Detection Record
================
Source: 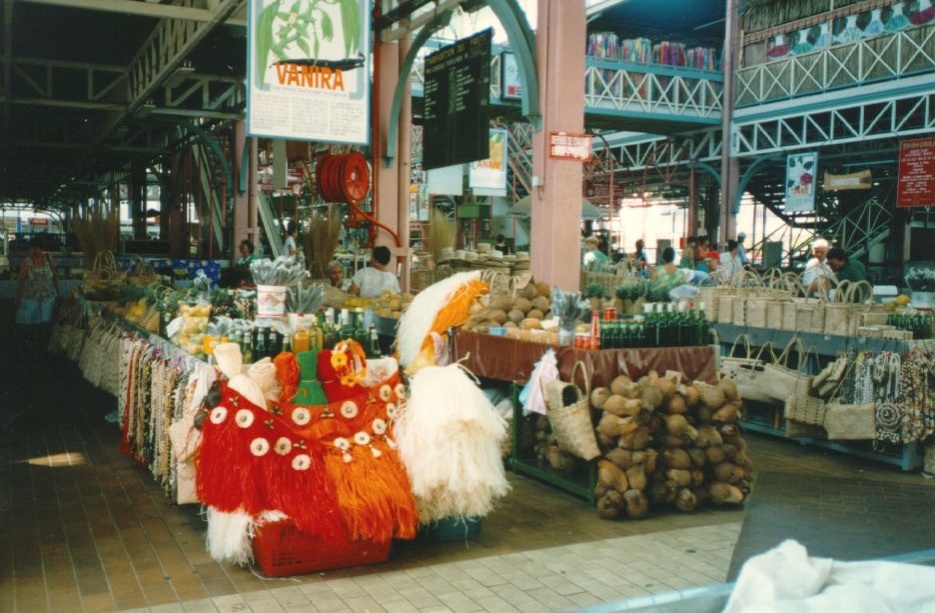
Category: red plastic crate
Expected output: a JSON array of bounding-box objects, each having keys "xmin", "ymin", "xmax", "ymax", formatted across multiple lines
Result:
[{"xmin": 253, "ymin": 522, "xmax": 391, "ymax": 577}]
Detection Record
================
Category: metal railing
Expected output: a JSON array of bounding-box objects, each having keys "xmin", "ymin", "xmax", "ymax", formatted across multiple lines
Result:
[
  {"xmin": 583, "ymin": 59, "xmax": 723, "ymax": 119},
  {"xmin": 737, "ymin": 25, "xmax": 935, "ymax": 107},
  {"xmin": 823, "ymin": 194, "xmax": 893, "ymax": 260}
]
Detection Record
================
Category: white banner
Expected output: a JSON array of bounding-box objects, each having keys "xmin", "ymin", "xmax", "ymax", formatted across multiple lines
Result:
[
  {"xmin": 247, "ymin": 0, "xmax": 370, "ymax": 144},
  {"xmin": 785, "ymin": 152, "xmax": 817, "ymax": 212},
  {"xmin": 469, "ymin": 129, "xmax": 509, "ymax": 196}
]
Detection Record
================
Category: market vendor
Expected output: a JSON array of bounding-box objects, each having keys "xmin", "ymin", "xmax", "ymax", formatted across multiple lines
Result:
[
  {"xmin": 349, "ymin": 246, "xmax": 400, "ymax": 298},
  {"xmin": 327, "ymin": 260, "xmax": 352, "ymax": 291},
  {"xmin": 802, "ymin": 238, "xmax": 834, "ymax": 293},
  {"xmin": 827, "ymin": 247, "xmax": 867, "ymax": 284},
  {"xmin": 583, "ymin": 235, "xmax": 608, "ymax": 271}
]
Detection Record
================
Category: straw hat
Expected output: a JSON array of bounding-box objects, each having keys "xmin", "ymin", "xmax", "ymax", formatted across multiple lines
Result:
[
  {"xmin": 477, "ymin": 243, "xmax": 491, "ymax": 254},
  {"xmin": 515, "ymin": 251, "xmax": 530, "ymax": 261}
]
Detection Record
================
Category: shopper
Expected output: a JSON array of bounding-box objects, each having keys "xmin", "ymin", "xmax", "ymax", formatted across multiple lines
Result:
[
  {"xmin": 719, "ymin": 239, "xmax": 744, "ymax": 283},
  {"xmin": 803, "ymin": 238, "xmax": 834, "ymax": 293},
  {"xmin": 327, "ymin": 260, "xmax": 352, "ymax": 291},
  {"xmin": 494, "ymin": 234, "xmax": 511, "ymax": 255},
  {"xmin": 283, "ymin": 222, "xmax": 300, "ymax": 257},
  {"xmin": 349, "ymin": 246, "xmax": 400, "ymax": 298},
  {"xmin": 679, "ymin": 236, "xmax": 697, "ymax": 269},
  {"xmin": 651, "ymin": 246, "xmax": 685, "ymax": 288},
  {"xmin": 583, "ymin": 235, "xmax": 608, "ymax": 271},
  {"xmin": 737, "ymin": 232, "xmax": 749, "ymax": 265},
  {"xmin": 630, "ymin": 239, "xmax": 649, "ymax": 277},
  {"xmin": 827, "ymin": 247, "xmax": 867, "ymax": 284},
  {"xmin": 235, "ymin": 239, "xmax": 257, "ymax": 268},
  {"xmin": 15, "ymin": 235, "xmax": 58, "ymax": 355}
]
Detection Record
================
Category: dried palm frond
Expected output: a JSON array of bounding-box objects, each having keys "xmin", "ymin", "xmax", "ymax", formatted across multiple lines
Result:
[
  {"xmin": 428, "ymin": 209, "xmax": 456, "ymax": 265},
  {"xmin": 71, "ymin": 204, "xmax": 120, "ymax": 268},
  {"xmin": 303, "ymin": 204, "xmax": 343, "ymax": 278}
]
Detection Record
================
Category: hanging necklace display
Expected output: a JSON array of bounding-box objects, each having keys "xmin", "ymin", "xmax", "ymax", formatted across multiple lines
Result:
[
  {"xmin": 886, "ymin": 2, "xmax": 910, "ymax": 31},
  {"xmin": 872, "ymin": 352, "xmax": 902, "ymax": 445}
]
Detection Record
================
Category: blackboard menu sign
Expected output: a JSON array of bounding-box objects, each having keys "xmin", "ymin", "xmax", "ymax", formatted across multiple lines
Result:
[{"xmin": 422, "ymin": 29, "xmax": 491, "ymax": 171}]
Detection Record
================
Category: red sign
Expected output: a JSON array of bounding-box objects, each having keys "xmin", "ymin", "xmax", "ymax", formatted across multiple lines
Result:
[
  {"xmin": 897, "ymin": 137, "xmax": 935, "ymax": 208},
  {"xmin": 549, "ymin": 132, "xmax": 592, "ymax": 162},
  {"xmin": 30, "ymin": 218, "xmax": 48, "ymax": 226}
]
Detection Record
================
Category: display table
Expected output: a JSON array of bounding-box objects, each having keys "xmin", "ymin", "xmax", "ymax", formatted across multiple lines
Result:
[
  {"xmin": 713, "ymin": 323, "xmax": 927, "ymax": 471},
  {"xmin": 450, "ymin": 329, "xmax": 720, "ymax": 502}
]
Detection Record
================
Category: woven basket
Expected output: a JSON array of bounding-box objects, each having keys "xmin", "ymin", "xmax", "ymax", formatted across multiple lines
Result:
[
  {"xmin": 784, "ymin": 393, "xmax": 826, "ymax": 425},
  {"xmin": 542, "ymin": 362, "xmax": 600, "ymax": 461},
  {"xmin": 761, "ymin": 337, "xmax": 814, "ymax": 403},
  {"xmin": 823, "ymin": 401, "xmax": 875, "ymax": 440}
]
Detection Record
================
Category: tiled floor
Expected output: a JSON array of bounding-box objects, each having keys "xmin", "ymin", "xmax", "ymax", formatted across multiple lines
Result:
[{"xmin": 1, "ymin": 314, "xmax": 933, "ymax": 612}]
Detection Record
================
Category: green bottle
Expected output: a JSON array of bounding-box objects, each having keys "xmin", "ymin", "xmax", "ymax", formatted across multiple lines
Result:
[
  {"xmin": 696, "ymin": 303, "xmax": 711, "ymax": 346},
  {"xmin": 368, "ymin": 324, "xmax": 382, "ymax": 358},
  {"xmin": 322, "ymin": 308, "xmax": 338, "ymax": 349},
  {"xmin": 643, "ymin": 303, "xmax": 658, "ymax": 348}
]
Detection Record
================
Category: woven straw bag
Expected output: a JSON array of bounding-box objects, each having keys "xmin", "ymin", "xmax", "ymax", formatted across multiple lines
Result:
[
  {"xmin": 722, "ymin": 337, "xmax": 777, "ymax": 404},
  {"xmin": 823, "ymin": 280, "xmax": 854, "ymax": 336},
  {"xmin": 542, "ymin": 361, "xmax": 601, "ymax": 461},
  {"xmin": 761, "ymin": 337, "xmax": 814, "ymax": 403},
  {"xmin": 823, "ymin": 401, "xmax": 876, "ymax": 440},
  {"xmin": 784, "ymin": 393, "xmax": 826, "ymax": 425}
]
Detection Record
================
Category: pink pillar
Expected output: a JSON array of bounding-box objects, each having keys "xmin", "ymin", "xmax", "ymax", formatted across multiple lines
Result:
[
  {"xmin": 374, "ymin": 38, "xmax": 408, "ymax": 287},
  {"xmin": 530, "ymin": 0, "xmax": 586, "ymax": 290}
]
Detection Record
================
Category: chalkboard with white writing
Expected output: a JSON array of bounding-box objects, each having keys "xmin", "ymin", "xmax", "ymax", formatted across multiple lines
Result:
[{"xmin": 422, "ymin": 29, "xmax": 491, "ymax": 171}]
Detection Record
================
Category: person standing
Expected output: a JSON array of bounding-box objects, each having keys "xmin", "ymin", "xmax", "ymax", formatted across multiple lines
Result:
[
  {"xmin": 494, "ymin": 234, "xmax": 511, "ymax": 255},
  {"xmin": 283, "ymin": 222, "xmax": 300, "ymax": 257},
  {"xmin": 582, "ymin": 235, "xmax": 608, "ymax": 271},
  {"xmin": 349, "ymin": 246, "xmax": 401, "ymax": 298},
  {"xmin": 737, "ymin": 232, "xmax": 749, "ymax": 265},
  {"xmin": 15, "ymin": 236, "xmax": 57, "ymax": 354},
  {"xmin": 630, "ymin": 239, "xmax": 649, "ymax": 277},
  {"xmin": 719, "ymin": 239, "xmax": 744, "ymax": 283}
]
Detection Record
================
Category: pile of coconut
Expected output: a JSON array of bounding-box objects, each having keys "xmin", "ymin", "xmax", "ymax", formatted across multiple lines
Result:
[
  {"xmin": 532, "ymin": 372, "xmax": 753, "ymax": 519},
  {"xmin": 462, "ymin": 281, "xmax": 553, "ymax": 334}
]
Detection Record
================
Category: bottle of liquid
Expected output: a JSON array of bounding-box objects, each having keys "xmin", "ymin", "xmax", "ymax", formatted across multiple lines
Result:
[
  {"xmin": 311, "ymin": 312, "xmax": 324, "ymax": 351},
  {"xmin": 241, "ymin": 331, "xmax": 254, "ymax": 365},
  {"xmin": 633, "ymin": 315, "xmax": 646, "ymax": 348},
  {"xmin": 322, "ymin": 309, "xmax": 338, "ymax": 350},
  {"xmin": 678, "ymin": 303, "xmax": 694, "ymax": 347},
  {"xmin": 254, "ymin": 326, "xmax": 268, "ymax": 360},
  {"xmin": 292, "ymin": 320, "xmax": 311, "ymax": 353},
  {"xmin": 643, "ymin": 303, "xmax": 657, "ymax": 348},
  {"xmin": 590, "ymin": 310, "xmax": 601, "ymax": 350},
  {"xmin": 339, "ymin": 308, "xmax": 354, "ymax": 341},
  {"xmin": 368, "ymin": 324, "xmax": 382, "ymax": 358},
  {"xmin": 281, "ymin": 334, "xmax": 291, "ymax": 355},
  {"xmin": 353, "ymin": 308, "xmax": 369, "ymax": 348}
]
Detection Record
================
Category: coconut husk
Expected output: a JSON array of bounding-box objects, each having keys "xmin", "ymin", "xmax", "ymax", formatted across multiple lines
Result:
[
  {"xmin": 596, "ymin": 490, "xmax": 624, "ymax": 519},
  {"xmin": 623, "ymin": 489, "xmax": 648, "ymax": 518},
  {"xmin": 662, "ymin": 448, "xmax": 692, "ymax": 470},
  {"xmin": 708, "ymin": 482, "xmax": 744, "ymax": 505},
  {"xmin": 675, "ymin": 487, "xmax": 697, "ymax": 513},
  {"xmin": 625, "ymin": 462, "xmax": 647, "ymax": 491}
]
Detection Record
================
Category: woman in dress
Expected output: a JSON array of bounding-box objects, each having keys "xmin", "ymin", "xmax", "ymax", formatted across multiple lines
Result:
[{"xmin": 15, "ymin": 236, "xmax": 58, "ymax": 353}]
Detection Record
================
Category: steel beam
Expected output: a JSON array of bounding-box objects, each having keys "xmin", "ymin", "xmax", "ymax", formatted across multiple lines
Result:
[{"xmin": 17, "ymin": 0, "xmax": 247, "ymax": 26}]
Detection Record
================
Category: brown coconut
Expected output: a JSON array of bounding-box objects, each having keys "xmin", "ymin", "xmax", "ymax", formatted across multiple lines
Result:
[
  {"xmin": 708, "ymin": 482, "xmax": 745, "ymax": 505},
  {"xmin": 719, "ymin": 377, "xmax": 740, "ymax": 401},
  {"xmin": 654, "ymin": 376, "xmax": 677, "ymax": 401},
  {"xmin": 695, "ymin": 425, "xmax": 723, "ymax": 448},
  {"xmin": 665, "ymin": 394, "xmax": 688, "ymax": 415},
  {"xmin": 623, "ymin": 489, "xmax": 649, "ymax": 519},
  {"xmin": 596, "ymin": 490, "xmax": 624, "ymax": 519},
  {"xmin": 691, "ymin": 469, "xmax": 706, "ymax": 487},
  {"xmin": 618, "ymin": 427, "xmax": 652, "ymax": 450},
  {"xmin": 662, "ymin": 448, "xmax": 692, "ymax": 470},
  {"xmin": 648, "ymin": 479, "xmax": 679, "ymax": 505},
  {"xmin": 526, "ymin": 309, "xmax": 545, "ymax": 321},
  {"xmin": 680, "ymin": 384, "xmax": 700, "ymax": 408},
  {"xmin": 507, "ymin": 309, "xmax": 525, "ymax": 324},
  {"xmin": 687, "ymin": 447, "xmax": 707, "ymax": 468},
  {"xmin": 602, "ymin": 394, "xmax": 631, "ymax": 417},
  {"xmin": 713, "ymin": 461, "xmax": 745, "ymax": 484},
  {"xmin": 700, "ymin": 384, "xmax": 726, "ymax": 409},
  {"xmin": 610, "ymin": 375, "xmax": 634, "ymax": 396},
  {"xmin": 489, "ymin": 309, "xmax": 509, "ymax": 325},
  {"xmin": 642, "ymin": 448, "xmax": 658, "ymax": 474},
  {"xmin": 625, "ymin": 462, "xmax": 647, "ymax": 491},
  {"xmin": 713, "ymin": 400, "xmax": 741, "ymax": 424},
  {"xmin": 596, "ymin": 459, "xmax": 629, "ymax": 495},
  {"xmin": 597, "ymin": 413, "xmax": 637, "ymax": 438},
  {"xmin": 705, "ymin": 445, "xmax": 727, "ymax": 464},
  {"xmin": 675, "ymin": 488, "xmax": 698, "ymax": 513},
  {"xmin": 665, "ymin": 414, "xmax": 699, "ymax": 441},
  {"xmin": 531, "ymin": 296, "xmax": 550, "ymax": 312},
  {"xmin": 536, "ymin": 281, "xmax": 551, "ymax": 297},
  {"xmin": 605, "ymin": 448, "xmax": 637, "ymax": 471},
  {"xmin": 590, "ymin": 387, "xmax": 611, "ymax": 410},
  {"xmin": 666, "ymin": 468, "xmax": 693, "ymax": 488},
  {"xmin": 640, "ymin": 386, "xmax": 665, "ymax": 411},
  {"xmin": 513, "ymin": 297, "xmax": 532, "ymax": 313}
]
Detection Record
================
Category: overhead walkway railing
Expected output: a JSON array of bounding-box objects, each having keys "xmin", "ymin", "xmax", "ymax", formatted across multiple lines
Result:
[
  {"xmin": 822, "ymin": 194, "xmax": 893, "ymax": 260},
  {"xmin": 411, "ymin": 47, "xmax": 723, "ymax": 123},
  {"xmin": 736, "ymin": 24, "xmax": 935, "ymax": 107},
  {"xmin": 583, "ymin": 58, "xmax": 723, "ymax": 121}
]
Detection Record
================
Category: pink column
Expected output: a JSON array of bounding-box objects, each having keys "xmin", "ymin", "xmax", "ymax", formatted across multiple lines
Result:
[{"xmin": 530, "ymin": 0, "xmax": 586, "ymax": 290}]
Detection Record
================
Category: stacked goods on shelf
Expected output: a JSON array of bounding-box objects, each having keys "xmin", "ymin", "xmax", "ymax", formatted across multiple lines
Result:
[{"xmin": 461, "ymin": 279, "xmax": 554, "ymax": 339}]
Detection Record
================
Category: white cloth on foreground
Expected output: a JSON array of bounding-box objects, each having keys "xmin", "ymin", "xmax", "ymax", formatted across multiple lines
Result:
[{"xmin": 724, "ymin": 539, "xmax": 935, "ymax": 613}]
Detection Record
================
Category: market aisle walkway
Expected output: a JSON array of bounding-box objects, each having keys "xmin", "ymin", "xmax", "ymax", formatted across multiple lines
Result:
[{"xmin": 1, "ymin": 303, "xmax": 933, "ymax": 612}]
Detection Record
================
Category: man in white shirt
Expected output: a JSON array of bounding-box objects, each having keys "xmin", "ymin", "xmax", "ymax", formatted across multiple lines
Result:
[
  {"xmin": 283, "ymin": 222, "xmax": 299, "ymax": 257},
  {"xmin": 802, "ymin": 238, "xmax": 834, "ymax": 293},
  {"xmin": 349, "ymin": 246, "xmax": 401, "ymax": 298},
  {"xmin": 719, "ymin": 239, "xmax": 744, "ymax": 283}
]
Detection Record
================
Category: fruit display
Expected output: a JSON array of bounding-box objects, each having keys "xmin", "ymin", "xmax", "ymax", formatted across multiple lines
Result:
[
  {"xmin": 357, "ymin": 291, "xmax": 415, "ymax": 319},
  {"xmin": 462, "ymin": 280, "xmax": 553, "ymax": 334},
  {"xmin": 171, "ymin": 303, "xmax": 212, "ymax": 356}
]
